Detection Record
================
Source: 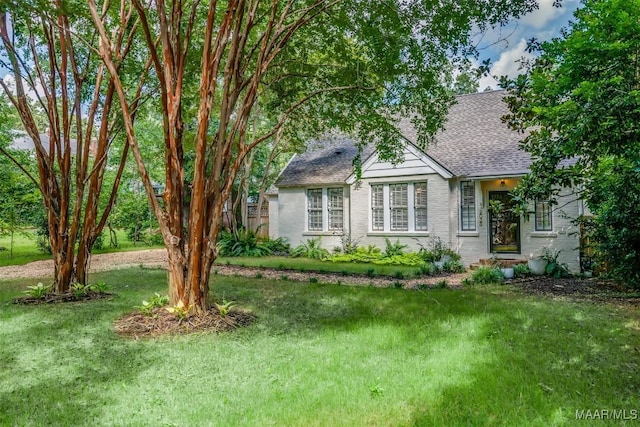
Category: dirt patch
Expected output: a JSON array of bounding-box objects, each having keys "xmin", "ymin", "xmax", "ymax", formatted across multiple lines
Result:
[
  {"xmin": 13, "ymin": 291, "xmax": 112, "ymax": 305},
  {"xmin": 114, "ymin": 307, "xmax": 256, "ymax": 338},
  {"xmin": 509, "ymin": 276, "xmax": 640, "ymax": 304}
]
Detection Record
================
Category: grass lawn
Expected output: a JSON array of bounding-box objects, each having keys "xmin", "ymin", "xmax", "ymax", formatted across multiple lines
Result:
[
  {"xmin": 0, "ymin": 229, "xmax": 164, "ymax": 267},
  {"xmin": 1, "ymin": 269, "xmax": 639, "ymax": 426}
]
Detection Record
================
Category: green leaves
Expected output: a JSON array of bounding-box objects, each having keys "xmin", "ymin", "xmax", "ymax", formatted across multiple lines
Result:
[{"xmin": 504, "ymin": 0, "xmax": 640, "ymax": 286}]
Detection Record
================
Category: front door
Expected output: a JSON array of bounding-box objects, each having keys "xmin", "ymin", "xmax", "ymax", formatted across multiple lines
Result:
[{"xmin": 488, "ymin": 191, "xmax": 520, "ymax": 253}]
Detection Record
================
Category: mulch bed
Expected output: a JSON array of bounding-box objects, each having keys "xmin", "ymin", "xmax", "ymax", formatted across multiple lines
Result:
[
  {"xmin": 114, "ymin": 307, "xmax": 256, "ymax": 338},
  {"xmin": 13, "ymin": 291, "xmax": 112, "ymax": 305},
  {"xmin": 509, "ymin": 276, "xmax": 640, "ymax": 304}
]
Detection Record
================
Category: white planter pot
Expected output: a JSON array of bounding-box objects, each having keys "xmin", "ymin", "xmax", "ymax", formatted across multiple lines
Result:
[
  {"xmin": 528, "ymin": 258, "xmax": 548, "ymax": 275},
  {"xmin": 501, "ymin": 267, "xmax": 514, "ymax": 279}
]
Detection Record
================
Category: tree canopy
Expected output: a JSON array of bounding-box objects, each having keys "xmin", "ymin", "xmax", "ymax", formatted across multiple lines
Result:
[
  {"xmin": 502, "ymin": 0, "xmax": 640, "ymax": 285},
  {"xmin": 86, "ymin": 0, "xmax": 542, "ymax": 312}
]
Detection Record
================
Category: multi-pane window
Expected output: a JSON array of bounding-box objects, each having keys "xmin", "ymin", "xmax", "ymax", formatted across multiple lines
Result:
[
  {"xmin": 535, "ymin": 199, "xmax": 552, "ymax": 231},
  {"xmin": 390, "ymin": 183, "xmax": 408, "ymax": 231},
  {"xmin": 328, "ymin": 188, "xmax": 344, "ymax": 231},
  {"xmin": 460, "ymin": 181, "xmax": 476, "ymax": 231},
  {"xmin": 307, "ymin": 189, "xmax": 323, "ymax": 231},
  {"xmin": 371, "ymin": 182, "xmax": 427, "ymax": 232},
  {"xmin": 371, "ymin": 184, "xmax": 384, "ymax": 231},
  {"xmin": 414, "ymin": 182, "xmax": 428, "ymax": 231},
  {"xmin": 306, "ymin": 187, "xmax": 344, "ymax": 232}
]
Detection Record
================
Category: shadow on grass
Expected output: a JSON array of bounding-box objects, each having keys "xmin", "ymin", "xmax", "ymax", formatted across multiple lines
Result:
[{"xmin": 1, "ymin": 269, "xmax": 638, "ymax": 425}]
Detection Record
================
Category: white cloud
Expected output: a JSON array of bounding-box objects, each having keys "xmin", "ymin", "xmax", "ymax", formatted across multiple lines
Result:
[
  {"xmin": 520, "ymin": 0, "xmax": 567, "ymax": 30},
  {"xmin": 477, "ymin": 39, "xmax": 535, "ymax": 90}
]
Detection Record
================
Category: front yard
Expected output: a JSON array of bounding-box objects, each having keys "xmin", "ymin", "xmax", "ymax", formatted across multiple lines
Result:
[{"xmin": 1, "ymin": 267, "xmax": 638, "ymax": 426}]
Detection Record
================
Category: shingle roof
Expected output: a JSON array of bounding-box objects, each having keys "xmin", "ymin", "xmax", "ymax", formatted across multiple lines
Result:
[
  {"xmin": 276, "ymin": 90, "xmax": 531, "ymax": 186},
  {"xmin": 275, "ymin": 136, "xmax": 375, "ymax": 187},
  {"xmin": 399, "ymin": 90, "xmax": 530, "ymax": 177}
]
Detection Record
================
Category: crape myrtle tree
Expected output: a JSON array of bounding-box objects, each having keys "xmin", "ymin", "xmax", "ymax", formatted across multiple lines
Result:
[
  {"xmin": 0, "ymin": 0, "xmax": 147, "ymax": 291},
  {"xmin": 89, "ymin": 0, "xmax": 539, "ymax": 313},
  {"xmin": 502, "ymin": 0, "xmax": 640, "ymax": 286}
]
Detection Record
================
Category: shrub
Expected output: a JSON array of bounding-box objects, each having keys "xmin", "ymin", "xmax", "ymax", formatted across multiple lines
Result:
[
  {"xmin": 262, "ymin": 237, "xmax": 290, "ymax": 255},
  {"xmin": 384, "ymin": 238, "xmax": 408, "ymax": 257},
  {"xmin": 327, "ymin": 245, "xmax": 382, "ymax": 263},
  {"xmin": 418, "ymin": 262, "xmax": 436, "ymax": 276},
  {"xmin": 218, "ymin": 228, "xmax": 272, "ymax": 257},
  {"xmin": 513, "ymin": 263, "xmax": 530, "ymax": 278},
  {"xmin": 541, "ymin": 248, "xmax": 571, "ymax": 278},
  {"xmin": 373, "ymin": 253, "xmax": 425, "ymax": 266},
  {"xmin": 469, "ymin": 266, "xmax": 504, "ymax": 285},
  {"xmin": 443, "ymin": 260, "xmax": 465, "ymax": 273},
  {"xmin": 291, "ymin": 237, "xmax": 329, "ymax": 260},
  {"xmin": 417, "ymin": 236, "xmax": 461, "ymax": 263}
]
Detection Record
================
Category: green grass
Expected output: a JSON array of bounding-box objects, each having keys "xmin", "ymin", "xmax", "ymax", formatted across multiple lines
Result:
[
  {"xmin": 1, "ymin": 269, "xmax": 639, "ymax": 426},
  {"xmin": 0, "ymin": 229, "xmax": 164, "ymax": 267},
  {"xmin": 216, "ymin": 255, "xmax": 423, "ymax": 278}
]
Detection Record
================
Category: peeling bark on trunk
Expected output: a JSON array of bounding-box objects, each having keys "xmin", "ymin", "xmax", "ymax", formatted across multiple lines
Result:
[
  {"xmin": 0, "ymin": 7, "xmax": 138, "ymax": 293},
  {"xmin": 90, "ymin": 0, "xmax": 342, "ymax": 313}
]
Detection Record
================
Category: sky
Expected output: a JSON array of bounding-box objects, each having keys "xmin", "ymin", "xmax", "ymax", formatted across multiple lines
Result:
[
  {"xmin": 1, "ymin": 0, "xmax": 582, "ymax": 91},
  {"xmin": 475, "ymin": 0, "xmax": 582, "ymax": 89}
]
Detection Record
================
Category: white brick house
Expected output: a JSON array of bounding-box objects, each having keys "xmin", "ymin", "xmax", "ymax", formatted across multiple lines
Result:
[{"xmin": 269, "ymin": 91, "xmax": 583, "ymax": 271}]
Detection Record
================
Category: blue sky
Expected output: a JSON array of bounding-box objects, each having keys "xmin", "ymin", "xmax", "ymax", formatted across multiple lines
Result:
[{"xmin": 476, "ymin": 0, "xmax": 582, "ymax": 89}]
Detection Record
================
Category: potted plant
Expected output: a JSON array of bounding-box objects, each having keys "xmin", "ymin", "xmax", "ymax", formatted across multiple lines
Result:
[
  {"xmin": 528, "ymin": 253, "xmax": 548, "ymax": 276},
  {"xmin": 500, "ymin": 266, "xmax": 515, "ymax": 279}
]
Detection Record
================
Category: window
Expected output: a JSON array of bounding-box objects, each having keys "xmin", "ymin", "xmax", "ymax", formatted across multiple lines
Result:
[
  {"xmin": 307, "ymin": 189, "xmax": 323, "ymax": 231},
  {"xmin": 370, "ymin": 182, "xmax": 427, "ymax": 232},
  {"xmin": 460, "ymin": 181, "xmax": 476, "ymax": 231},
  {"xmin": 327, "ymin": 188, "xmax": 344, "ymax": 231},
  {"xmin": 390, "ymin": 184, "xmax": 408, "ymax": 231},
  {"xmin": 535, "ymin": 199, "xmax": 552, "ymax": 231},
  {"xmin": 371, "ymin": 184, "xmax": 384, "ymax": 231},
  {"xmin": 414, "ymin": 182, "xmax": 428, "ymax": 231},
  {"xmin": 306, "ymin": 187, "xmax": 344, "ymax": 232}
]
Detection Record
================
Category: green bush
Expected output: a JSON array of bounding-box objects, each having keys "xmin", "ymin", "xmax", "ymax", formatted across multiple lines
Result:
[
  {"xmin": 513, "ymin": 263, "xmax": 530, "ymax": 278},
  {"xmin": 218, "ymin": 228, "xmax": 272, "ymax": 257},
  {"xmin": 383, "ymin": 238, "xmax": 407, "ymax": 257},
  {"xmin": 418, "ymin": 262, "xmax": 436, "ymax": 276},
  {"xmin": 469, "ymin": 266, "xmax": 504, "ymax": 285},
  {"xmin": 417, "ymin": 236, "xmax": 460, "ymax": 263},
  {"xmin": 443, "ymin": 260, "xmax": 465, "ymax": 273},
  {"xmin": 327, "ymin": 245, "xmax": 382, "ymax": 263},
  {"xmin": 541, "ymin": 248, "xmax": 571, "ymax": 278},
  {"xmin": 291, "ymin": 237, "xmax": 329, "ymax": 260}
]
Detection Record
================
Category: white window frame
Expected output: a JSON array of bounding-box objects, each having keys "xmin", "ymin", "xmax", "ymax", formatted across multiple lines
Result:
[
  {"xmin": 306, "ymin": 187, "xmax": 344, "ymax": 232},
  {"xmin": 327, "ymin": 188, "xmax": 344, "ymax": 231},
  {"xmin": 369, "ymin": 181, "xmax": 428, "ymax": 233},
  {"xmin": 460, "ymin": 180, "xmax": 476, "ymax": 231}
]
